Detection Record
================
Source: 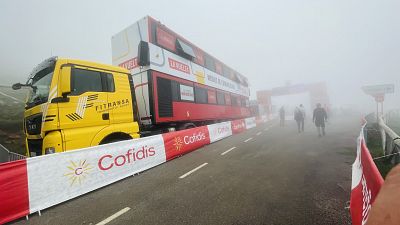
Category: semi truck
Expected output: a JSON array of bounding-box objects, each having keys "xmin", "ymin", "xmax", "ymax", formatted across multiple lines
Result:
[{"xmin": 13, "ymin": 16, "xmax": 251, "ymax": 157}]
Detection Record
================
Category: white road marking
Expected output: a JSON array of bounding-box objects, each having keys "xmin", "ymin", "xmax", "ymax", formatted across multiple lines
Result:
[
  {"xmin": 221, "ymin": 147, "xmax": 236, "ymax": 156},
  {"xmin": 179, "ymin": 163, "xmax": 208, "ymax": 179},
  {"xmin": 0, "ymin": 91, "xmax": 23, "ymax": 103},
  {"xmin": 244, "ymin": 137, "xmax": 253, "ymax": 143},
  {"xmin": 264, "ymin": 128, "xmax": 269, "ymax": 131},
  {"xmin": 256, "ymin": 132, "xmax": 262, "ymax": 136},
  {"xmin": 96, "ymin": 207, "xmax": 130, "ymax": 225}
]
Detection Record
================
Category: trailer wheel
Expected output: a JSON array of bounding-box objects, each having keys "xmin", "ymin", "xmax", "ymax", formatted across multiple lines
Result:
[{"xmin": 178, "ymin": 123, "xmax": 196, "ymax": 130}]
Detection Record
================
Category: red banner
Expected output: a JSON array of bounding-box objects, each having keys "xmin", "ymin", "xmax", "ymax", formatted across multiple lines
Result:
[
  {"xmin": 118, "ymin": 57, "xmax": 138, "ymax": 70},
  {"xmin": 0, "ymin": 160, "xmax": 29, "ymax": 224},
  {"xmin": 162, "ymin": 126, "xmax": 210, "ymax": 161},
  {"xmin": 350, "ymin": 131, "xmax": 384, "ymax": 225},
  {"xmin": 231, "ymin": 119, "xmax": 246, "ymax": 134}
]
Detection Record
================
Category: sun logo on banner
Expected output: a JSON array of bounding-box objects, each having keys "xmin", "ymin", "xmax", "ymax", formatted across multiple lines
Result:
[
  {"xmin": 173, "ymin": 137, "xmax": 184, "ymax": 151},
  {"xmin": 64, "ymin": 160, "xmax": 93, "ymax": 186}
]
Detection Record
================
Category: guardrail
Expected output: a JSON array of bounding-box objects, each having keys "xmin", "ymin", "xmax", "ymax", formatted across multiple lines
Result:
[
  {"xmin": 378, "ymin": 116, "xmax": 400, "ymax": 163},
  {"xmin": 0, "ymin": 144, "xmax": 26, "ymax": 163}
]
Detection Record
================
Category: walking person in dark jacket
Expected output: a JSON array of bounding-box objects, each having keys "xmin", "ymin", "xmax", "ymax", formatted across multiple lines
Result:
[
  {"xmin": 294, "ymin": 104, "xmax": 305, "ymax": 133},
  {"xmin": 313, "ymin": 103, "xmax": 328, "ymax": 137},
  {"xmin": 279, "ymin": 106, "xmax": 285, "ymax": 127}
]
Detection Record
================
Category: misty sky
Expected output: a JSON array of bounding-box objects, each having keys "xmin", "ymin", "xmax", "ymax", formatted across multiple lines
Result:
[{"xmin": 0, "ymin": 0, "xmax": 399, "ymax": 112}]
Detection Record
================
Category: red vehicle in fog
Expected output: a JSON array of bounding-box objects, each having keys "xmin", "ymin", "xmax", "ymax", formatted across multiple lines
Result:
[{"xmin": 112, "ymin": 16, "xmax": 251, "ymax": 134}]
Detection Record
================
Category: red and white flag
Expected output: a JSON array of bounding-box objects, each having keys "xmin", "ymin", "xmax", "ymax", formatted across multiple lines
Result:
[{"xmin": 350, "ymin": 127, "xmax": 384, "ymax": 225}]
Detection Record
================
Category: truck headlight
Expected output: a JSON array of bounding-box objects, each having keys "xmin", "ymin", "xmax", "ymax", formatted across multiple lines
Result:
[{"xmin": 45, "ymin": 147, "xmax": 56, "ymax": 154}]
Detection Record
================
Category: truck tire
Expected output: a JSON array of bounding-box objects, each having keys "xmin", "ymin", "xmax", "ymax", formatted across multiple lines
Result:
[{"xmin": 99, "ymin": 133, "xmax": 132, "ymax": 145}]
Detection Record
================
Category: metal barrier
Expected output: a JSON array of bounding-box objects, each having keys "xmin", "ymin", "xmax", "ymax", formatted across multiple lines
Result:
[
  {"xmin": 378, "ymin": 116, "xmax": 400, "ymax": 164},
  {"xmin": 0, "ymin": 144, "xmax": 26, "ymax": 163}
]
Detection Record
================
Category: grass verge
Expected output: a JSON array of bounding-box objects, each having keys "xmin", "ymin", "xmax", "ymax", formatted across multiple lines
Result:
[{"xmin": 366, "ymin": 129, "xmax": 395, "ymax": 178}]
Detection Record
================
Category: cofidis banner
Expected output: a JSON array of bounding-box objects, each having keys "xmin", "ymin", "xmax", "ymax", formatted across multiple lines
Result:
[{"xmin": 350, "ymin": 128, "xmax": 384, "ymax": 225}]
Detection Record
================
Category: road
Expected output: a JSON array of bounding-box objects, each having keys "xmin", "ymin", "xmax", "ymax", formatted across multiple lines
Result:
[{"xmin": 11, "ymin": 116, "xmax": 359, "ymax": 225}]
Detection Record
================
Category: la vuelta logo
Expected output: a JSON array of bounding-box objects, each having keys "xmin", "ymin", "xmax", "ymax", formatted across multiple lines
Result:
[
  {"xmin": 64, "ymin": 160, "xmax": 93, "ymax": 186},
  {"xmin": 97, "ymin": 145, "xmax": 156, "ymax": 171}
]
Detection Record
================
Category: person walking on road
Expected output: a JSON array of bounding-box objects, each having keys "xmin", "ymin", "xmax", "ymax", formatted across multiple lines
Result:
[
  {"xmin": 294, "ymin": 104, "xmax": 305, "ymax": 133},
  {"xmin": 279, "ymin": 106, "xmax": 285, "ymax": 127},
  {"xmin": 313, "ymin": 103, "xmax": 328, "ymax": 137}
]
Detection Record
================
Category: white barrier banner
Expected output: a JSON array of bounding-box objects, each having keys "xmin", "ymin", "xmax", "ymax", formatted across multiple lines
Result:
[
  {"xmin": 26, "ymin": 135, "xmax": 166, "ymax": 213},
  {"xmin": 207, "ymin": 122, "xmax": 233, "ymax": 143},
  {"xmin": 245, "ymin": 117, "xmax": 256, "ymax": 129},
  {"xmin": 261, "ymin": 115, "xmax": 268, "ymax": 122}
]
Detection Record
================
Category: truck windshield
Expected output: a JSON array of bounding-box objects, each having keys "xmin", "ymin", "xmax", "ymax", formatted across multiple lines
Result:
[{"xmin": 26, "ymin": 66, "xmax": 54, "ymax": 109}]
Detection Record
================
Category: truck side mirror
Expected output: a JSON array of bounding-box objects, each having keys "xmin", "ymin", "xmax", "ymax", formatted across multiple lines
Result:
[
  {"xmin": 12, "ymin": 83, "xmax": 22, "ymax": 90},
  {"xmin": 60, "ymin": 66, "xmax": 71, "ymax": 97},
  {"xmin": 137, "ymin": 41, "xmax": 150, "ymax": 66}
]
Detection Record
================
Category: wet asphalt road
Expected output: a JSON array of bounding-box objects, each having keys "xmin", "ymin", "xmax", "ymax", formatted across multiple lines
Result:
[{"xmin": 11, "ymin": 116, "xmax": 359, "ymax": 225}]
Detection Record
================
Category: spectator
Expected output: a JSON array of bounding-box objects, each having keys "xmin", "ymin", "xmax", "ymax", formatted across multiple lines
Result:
[
  {"xmin": 294, "ymin": 104, "xmax": 305, "ymax": 132},
  {"xmin": 313, "ymin": 103, "xmax": 327, "ymax": 137},
  {"xmin": 279, "ymin": 106, "xmax": 285, "ymax": 127}
]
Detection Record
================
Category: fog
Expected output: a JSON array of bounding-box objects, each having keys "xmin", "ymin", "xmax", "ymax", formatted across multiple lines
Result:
[{"xmin": 0, "ymin": 0, "xmax": 399, "ymax": 113}]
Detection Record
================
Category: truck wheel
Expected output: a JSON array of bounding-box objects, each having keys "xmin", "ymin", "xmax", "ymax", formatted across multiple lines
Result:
[{"xmin": 99, "ymin": 133, "xmax": 132, "ymax": 145}]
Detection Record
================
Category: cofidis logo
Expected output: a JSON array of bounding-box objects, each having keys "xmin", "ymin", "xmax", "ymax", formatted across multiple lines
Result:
[
  {"xmin": 98, "ymin": 145, "xmax": 156, "ymax": 171},
  {"xmin": 232, "ymin": 119, "xmax": 246, "ymax": 134},
  {"xmin": 173, "ymin": 132, "xmax": 206, "ymax": 151},
  {"xmin": 163, "ymin": 128, "xmax": 210, "ymax": 160},
  {"xmin": 184, "ymin": 132, "xmax": 206, "ymax": 145}
]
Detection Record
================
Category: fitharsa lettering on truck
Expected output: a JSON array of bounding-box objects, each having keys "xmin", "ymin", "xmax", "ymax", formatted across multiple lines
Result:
[{"xmin": 98, "ymin": 145, "xmax": 156, "ymax": 170}]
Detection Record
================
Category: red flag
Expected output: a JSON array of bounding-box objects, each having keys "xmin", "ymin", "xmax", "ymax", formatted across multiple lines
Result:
[{"xmin": 350, "ymin": 128, "xmax": 384, "ymax": 225}]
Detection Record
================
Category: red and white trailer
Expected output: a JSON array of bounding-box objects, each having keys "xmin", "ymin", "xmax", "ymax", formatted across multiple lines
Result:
[{"xmin": 112, "ymin": 16, "xmax": 250, "ymax": 134}]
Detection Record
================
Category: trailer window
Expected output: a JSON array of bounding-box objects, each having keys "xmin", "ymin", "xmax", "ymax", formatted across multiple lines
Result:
[
  {"xmin": 222, "ymin": 66, "xmax": 231, "ymax": 79},
  {"xmin": 193, "ymin": 48, "xmax": 204, "ymax": 66},
  {"xmin": 71, "ymin": 69, "xmax": 103, "ymax": 95},
  {"xmin": 176, "ymin": 39, "xmax": 196, "ymax": 60},
  {"xmin": 156, "ymin": 27, "xmax": 176, "ymax": 52},
  {"xmin": 204, "ymin": 54, "xmax": 216, "ymax": 72},
  {"xmin": 180, "ymin": 84, "xmax": 194, "ymax": 102},
  {"xmin": 241, "ymin": 98, "xmax": 248, "ymax": 107},
  {"xmin": 171, "ymin": 81, "xmax": 179, "ymax": 101},
  {"xmin": 215, "ymin": 61, "xmax": 223, "ymax": 75},
  {"xmin": 216, "ymin": 91, "xmax": 225, "ymax": 105},
  {"xmin": 195, "ymin": 86, "xmax": 208, "ymax": 104},
  {"xmin": 157, "ymin": 77, "xmax": 173, "ymax": 117},
  {"xmin": 208, "ymin": 90, "xmax": 216, "ymax": 104},
  {"xmin": 225, "ymin": 94, "xmax": 231, "ymax": 105},
  {"xmin": 231, "ymin": 95, "xmax": 237, "ymax": 106}
]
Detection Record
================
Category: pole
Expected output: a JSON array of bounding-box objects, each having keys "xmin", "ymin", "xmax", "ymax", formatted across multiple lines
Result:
[
  {"xmin": 376, "ymin": 101, "xmax": 379, "ymax": 122},
  {"xmin": 381, "ymin": 101, "xmax": 384, "ymax": 117}
]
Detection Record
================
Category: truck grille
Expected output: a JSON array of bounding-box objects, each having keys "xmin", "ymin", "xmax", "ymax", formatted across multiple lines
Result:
[
  {"xmin": 27, "ymin": 139, "xmax": 43, "ymax": 156},
  {"xmin": 25, "ymin": 113, "xmax": 42, "ymax": 135}
]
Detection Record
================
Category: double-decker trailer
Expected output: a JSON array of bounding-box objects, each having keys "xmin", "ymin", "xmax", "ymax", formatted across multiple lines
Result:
[{"xmin": 112, "ymin": 16, "xmax": 250, "ymax": 133}]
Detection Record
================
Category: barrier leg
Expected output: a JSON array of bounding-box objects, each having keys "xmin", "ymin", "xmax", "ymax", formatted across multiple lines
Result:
[
  {"xmin": 25, "ymin": 215, "xmax": 29, "ymax": 220},
  {"xmin": 38, "ymin": 210, "xmax": 41, "ymax": 216}
]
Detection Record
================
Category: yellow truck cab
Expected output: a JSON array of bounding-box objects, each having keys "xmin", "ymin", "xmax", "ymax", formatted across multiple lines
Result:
[{"xmin": 14, "ymin": 57, "xmax": 140, "ymax": 156}]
